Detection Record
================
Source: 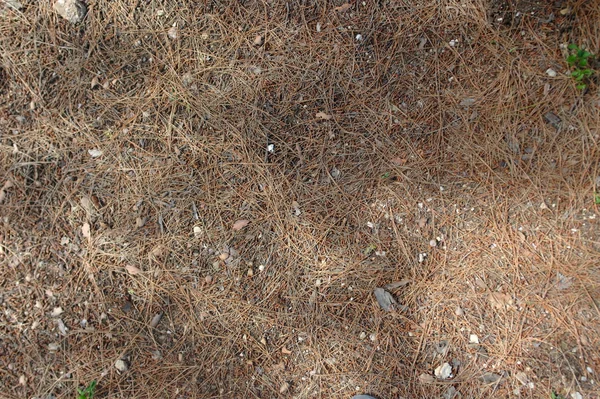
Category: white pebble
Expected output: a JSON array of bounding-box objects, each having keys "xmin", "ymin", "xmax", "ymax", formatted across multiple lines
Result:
[{"xmin": 546, "ymin": 68, "xmax": 557, "ymax": 77}]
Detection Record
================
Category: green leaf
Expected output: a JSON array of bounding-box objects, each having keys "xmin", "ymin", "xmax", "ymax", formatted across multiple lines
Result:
[
  {"xmin": 582, "ymin": 51, "xmax": 592, "ymax": 58},
  {"xmin": 576, "ymin": 83, "xmax": 587, "ymax": 90},
  {"xmin": 381, "ymin": 171, "xmax": 391, "ymax": 179},
  {"xmin": 579, "ymin": 59, "xmax": 588, "ymax": 67},
  {"xmin": 595, "ymin": 192, "xmax": 600, "ymax": 205},
  {"xmin": 566, "ymin": 55, "xmax": 577, "ymax": 65},
  {"xmin": 567, "ymin": 43, "xmax": 578, "ymax": 50}
]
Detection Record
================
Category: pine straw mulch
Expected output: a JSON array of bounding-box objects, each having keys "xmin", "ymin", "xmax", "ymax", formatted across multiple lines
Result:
[{"xmin": 1, "ymin": 0, "xmax": 599, "ymax": 398}]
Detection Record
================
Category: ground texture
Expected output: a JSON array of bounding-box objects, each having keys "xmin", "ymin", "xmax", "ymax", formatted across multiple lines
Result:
[{"xmin": 1, "ymin": 0, "xmax": 600, "ymax": 398}]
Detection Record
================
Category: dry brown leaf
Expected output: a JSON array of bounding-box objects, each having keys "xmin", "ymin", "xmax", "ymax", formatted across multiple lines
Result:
[
  {"xmin": 279, "ymin": 381, "xmax": 290, "ymax": 393},
  {"xmin": 281, "ymin": 347, "xmax": 292, "ymax": 355},
  {"xmin": 334, "ymin": 3, "xmax": 351, "ymax": 12},
  {"xmin": 315, "ymin": 111, "xmax": 332, "ymax": 120},
  {"xmin": 81, "ymin": 223, "xmax": 91, "ymax": 239},
  {"xmin": 488, "ymin": 292, "xmax": 513, "ymax": 309},
  {"xmin": 125, "ymin": 265, "xmax": 142, "ymax": 275},
  {"xmin": 232, "ymin": 219, "xmax": 249, "ymax": 231}
]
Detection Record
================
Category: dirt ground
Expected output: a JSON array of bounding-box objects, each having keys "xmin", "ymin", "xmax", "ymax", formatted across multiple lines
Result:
[{"xmin": 1, "ymin": 0, "xmax": 599, "ymax": 398}]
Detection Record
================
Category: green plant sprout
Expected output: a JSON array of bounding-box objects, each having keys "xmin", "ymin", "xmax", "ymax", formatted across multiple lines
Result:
[
  {"xmin": 566, "ymin": 44, "xmax": 595, "ymax": 90},
  {"xmin": 77, "ymin": 380, "xmax": 97, "ymax": 399}
]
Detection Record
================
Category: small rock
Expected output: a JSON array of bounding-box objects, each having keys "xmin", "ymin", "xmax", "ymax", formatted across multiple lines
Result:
[
  {"xmin": 152, "ymin": 350, "xmax": 162, "ymax": 360},
  {"xmin": 56, "ymin": 319, "xmax": 67, "ymax": 336},
  {"xmin": 544, "ymin": 112, "xmax": 561, "ymax": 129},
  {"xmin": 469, "ymin": 334, "xmax": 480, "ymax": 344},
  {"xmin": 359, "ymin": 332, "xmax": 367, "ymax": 340},
  {"xmin": 168, "ymin": 26, "xmax": 178, "ymax": 40},
  {"xmin": 19, "ymin": 375, "xmax": 26, "ymax": 386},
  {"xmin": 556, "ymin": 272, "xmax": 573, "ymax": 290},
  {"xmin": 219, "ymin": 253, "xmax": 229, "ymax": 260},
  {"xmin": 193, "ymin": 226, "xmax": 202, "ymax": 237},
  {"xmin": 443, "ymin": 386, "xmax": 458, "ymax": 399},
  {"xmin": 150, "ymin": 313, "xmax": 162, "ymax": 328},
  {"xmin": 545, "ymin": 68, "xmax": 557, "ymax": 77},
  {"xmin": 455, "ymin": 306, "xmax": 464, "ymax": 316},
  {"xmin": 460, "ymin": 98, "xmax": 476, "ymax": 107},
  {"xmin": 4, "ymin": 0, "xmax": 23, "ymax": 10},
  {"xmin": 571, "ymin": 392, "xmax": 583, "ymax": 399},
  {"xmin": 115, "ymin": 359, "xmax": 129, "ymax": 372},
  {"xmin": 480, "ymin": 372, "xmax": 502, "ymax": 384},
  {"xmin": 88, "ymin": 149, "xmax": 103, "ymax": 157},
  {"xmin": 540, "ymin": 202, "xmax": 548, "ymax": 210},
  {"xmin": 419, "ymin": 373, "xmax": 435, "ymax": 384},
  {"xmin": 50, "ymin": 307, "xmax": 63, "ymax": 317},
  {"xmin": 435, "ymin": 363, "xmax": 453, "ymax": 379},
  {"xmin": 253, "ymin": 35, "xmax": 263, "ymax": 46},
  {"xmin": 429, "ymin": 239, "xmax": 437, "ymax": 247},
  {"xmin": 373, "ymin": 287, "xmax": 398, "ymax": 311},
  {"xmin": 53, "ymin": 0, "xmax": 87, "ymax": 23},
  {"xmin": 48, "ymin": 343, "xmax": 60, "ymax": 351}
]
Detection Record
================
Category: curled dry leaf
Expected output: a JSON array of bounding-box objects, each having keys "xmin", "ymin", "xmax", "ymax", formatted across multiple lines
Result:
[
  {"xmin": 315, "ymin": 111, "xmax": 332, "ymax": 120},
  {"xmin": 125, "ymin": 265, "xmax": 142, "ymax": 275},
  {"xmin": 281, "ymin": 347, "xmax": 292, "ymax": 355},
  {"xmin": 334, "ymin": 3, "xmax": 351, "ymax": 12},
  {"xmin": 232, "ymin": 219, "xmax": 249, "ymax": 231},
  {"xmin": 488, "ymin": 292, "xmax": 513, "ymax": 309}
]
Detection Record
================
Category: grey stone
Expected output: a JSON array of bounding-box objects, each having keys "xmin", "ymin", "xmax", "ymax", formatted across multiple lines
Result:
[{"xmin": 53, "ymin": 0, "xmax": 86, "ymax": 23}]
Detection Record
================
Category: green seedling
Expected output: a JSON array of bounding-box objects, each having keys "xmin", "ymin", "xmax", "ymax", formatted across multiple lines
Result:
[
  {"xmin": 594, "ymin": 192, "xmax": 600, "ymax": 205},
  {"xmin": 566, "ymin": 44, "xmax": 595, "ymax": 90},
  {"xmin": 551, "ymin": 391, "xmax": 566, "ymax": 399},
  {"xmin": 77, "ymin": 380, "xmax": 97, "ymax": 399}
]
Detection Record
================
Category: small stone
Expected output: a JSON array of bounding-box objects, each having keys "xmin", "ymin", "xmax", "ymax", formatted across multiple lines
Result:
[
  {"xmin": 115, "ymin": 359, "xmax": 128, "ymax": 372},
  {"xmin": 4, "ymin": 0, "xmax": 23, "ymax": 10},
  {"xmin": 369, "ymin": 333, "xmax": 377, "ymax": 341},
  {"xmin": 435, "ymin": 362, "xmax": 452, "ymax": 379},
  {"xmin": 247, "ymin": 268, "xmax": 254, "ymax": 277},
  {"xmin": 544, "ymin": 112, "xmax": 561, "ymax": 129},
  {"xmin": 253, "ymin": 35, "xmax": 263, "ymax": 46},
  {"xmin": 150, "ymin": 313, "xmax": 162, "ymax": 328},
  {"xmin": 152, "ymin": 350, "xmax": 162, "ymax": 360},
  {"xmin": 19, "ymin": 375, "xmax": 26, "ymax": 386},
  {"xmin": 455, "ymin": 306, "xmax": 464, "ymax": 316},
  {"xmin": 419, "ymin": 373, "xmax": 435, "ymax": 384},
  {"xmin": 205, "ymin": 275, "xmax": 213, "ymax": 284},
  {"xmin": 545, "ymin": 68, "xmax": 557, "ymax": 77},
  {"xmin": 168, "ymin": 26, "xmax": 178, "ymax": 40},
  {"xmin": 540, "ymin": 202, "xmax": 548, "ymax": 210},
  {"xmin": 443, "ymin": 386, "xmax": 458, "ymax": 399},
  {"xmin": 460, "ymin": 98, "xmax": 476, "ymax": 107},
  {"xmin": 480, "ymin": 372, "xmax": 502, "ymax": 384},
  {"xmin": 51, "ymin": 307, "xmax": 63, "ymax": 317},
  {"xmin": 469, "ymin": 334, "xmax": 480, "ymax": 344},
  {"xmin": 219, "ymin": 253, "xmax": 229, "ymax": 260},
  {"xmin": 359, "ymin": 332, "xmax": 367, "ymax": 340},
  {"xmin": 373, "ymin": 287, "xmax": 398, "ymax": 311},
  {"xmin": 156, "ymin": 9, "xmax": 165, "ymax": 16},
  {"xmin": 48, "ymin": 343, "xmax": 60, "ymax": 351},
  {"xmin": 53, "ymin": 0, "xmax": 87, "ymax": 23},
  {"xmin": 570, "ymin": 393, "xmax": 582, "ymax": 399},
  {"xmin": 429, "ymin": 239, "xmax": 437, "ymax": 247}
]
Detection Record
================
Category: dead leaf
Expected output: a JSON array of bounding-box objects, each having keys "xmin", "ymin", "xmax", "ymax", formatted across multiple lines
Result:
[
  {"xmin": 374, "ymin": 287, "xmax": 398, "ymax": 311},
  {"xmin": 279, "ymin": 381, "xmax": 290, "ymax": 393},
  {"xmin": 232, "ymin": 219, "xmax": 249, "ymax": 231},
  {"xmin": 419, "ymin": 373, "xmax": 435, "ymax": 384},
  {"xmin": 334, "ymin": 3, "xmax": 351, "ymax": 12},
  {"xmin": 488, "ymin": 292, "xmax": 513, "ymax": 309},
  {"xmin": 80, "ymin": 196, "xmax": 93, "ymax": 213},
  {"xmin": 91, "ymin": 76, "xmax": 99, "ymax": 88},
  {"xmin": 81, "ymin": 223, "xmax": 91, "ymax": 239},
  {"xmin": 384, "ymin": 280, "xmax": 411, "ymax": 291},
  {"xmin": 315, "ymin": 111, "xmax": 332, "ymax": 120},
  {"xmin": 391, "ymin": 157, "xmax": 406, "ymax": 166},
  {"xmin": 125, "ymin": 265, "xmax": 142, "ymax": 275},
  {"xmin": 281, "ymin": 347, "xmax": 292, "ymax": 355}
]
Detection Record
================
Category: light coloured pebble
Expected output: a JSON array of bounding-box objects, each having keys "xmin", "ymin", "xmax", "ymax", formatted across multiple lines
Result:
[
  {"xmin": 359, "ymin": 332, "xmax": 367, "ymax": 340},
  {"xmin": 455, "ymin": 306, "xmax": 464, "ymax": 316},
  {"xmin": 53, "ymin": 0, "xmax": 87, "ymax": 23},
  {"xmin": 429, "ymin": 239, "xmax": 437, "ymax": 247},
  {"xmin": 48, "ymin": 343, "xmax": 60, "ymax": 351},
  {"xmin": 546, "ymin": 68, "xmax": 557, "ymax": 77},
  {"xmin": 115, "ymin": 359, "xmax": 128, "ymax": 372}
]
